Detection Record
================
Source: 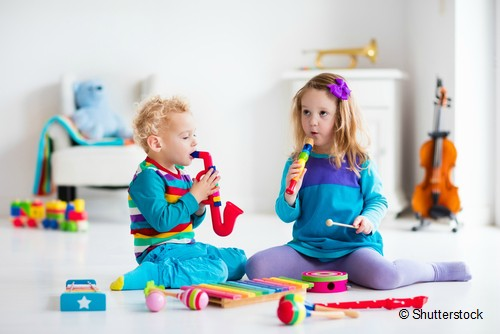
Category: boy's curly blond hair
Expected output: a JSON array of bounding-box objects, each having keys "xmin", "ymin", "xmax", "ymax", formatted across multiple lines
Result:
[{"xmin": 133, "ymin": 95, "xmax": 190, "ymax": 152}]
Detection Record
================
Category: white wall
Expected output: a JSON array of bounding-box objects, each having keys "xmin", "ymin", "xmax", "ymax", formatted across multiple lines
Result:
[
  {"xmin": 0, "ymin": 0, "xmax": 406, "ymax": 218},
  {"xmin": 0, "ymin": 0, "xmax": 496, "ymax": 225},
  {"xmin": 404, "ymin": 0, "xmax": 496, "ymax": 226},
  {"xmin": 404, "ymin": 0, "xmax": 455, "ymax": 198},
  {"xmin": 496, "ymin": 0, "xmax": 500, "ymax": 226},
  {"xmin": 454, "ymin": 0, "xmax": 495, "ymax": 225}
]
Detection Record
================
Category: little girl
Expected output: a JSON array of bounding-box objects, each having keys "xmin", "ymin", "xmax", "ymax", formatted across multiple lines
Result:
[
  {"xmin": 245, "ymin": 73, "xmax": 471, "ymax": 289},
  {"xmin": 110, "ymin": 95, "xmax": 246, "ymax": 290}
]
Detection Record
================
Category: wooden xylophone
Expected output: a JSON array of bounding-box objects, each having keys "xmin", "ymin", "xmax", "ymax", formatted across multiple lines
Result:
[{"xmin": 180, "ymin": 277, "xmax": 313, "ymax": 308}]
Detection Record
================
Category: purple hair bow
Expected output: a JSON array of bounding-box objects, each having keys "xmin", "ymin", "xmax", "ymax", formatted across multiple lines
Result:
[{"xmin": 327, "ymin": 78, "xmax": 351, "ymax": 100}]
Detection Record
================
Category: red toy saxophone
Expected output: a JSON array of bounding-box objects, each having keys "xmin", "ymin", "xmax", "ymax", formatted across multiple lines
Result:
[{"xmin": 191, "ymin": 151, "xmax": 243, "ymax": 237}]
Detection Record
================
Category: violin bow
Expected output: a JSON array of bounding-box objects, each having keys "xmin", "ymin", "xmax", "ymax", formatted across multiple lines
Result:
[{"xmin": 315, "ymin": 295, "xmax": 428, "ymax": 310}]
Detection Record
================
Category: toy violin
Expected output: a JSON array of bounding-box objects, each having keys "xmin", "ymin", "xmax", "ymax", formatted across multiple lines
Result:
[
  {"xmin": 191, "ymin": 151, "xmax": 243, "ymax": 237},
  {"xmin": 411, "ymin": 78, "xmax": 461, "ymax": 231}
]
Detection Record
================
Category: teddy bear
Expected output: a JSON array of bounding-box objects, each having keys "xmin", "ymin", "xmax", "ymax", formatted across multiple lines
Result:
[{"xmin": 72, "ymin": 80, "xmax": 133, "ymax": 140}]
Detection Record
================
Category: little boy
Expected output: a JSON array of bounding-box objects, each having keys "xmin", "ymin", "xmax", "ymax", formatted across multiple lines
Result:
[{"xmin": 110, "ymin": 95, "xmax": 246, "ymax": 290}]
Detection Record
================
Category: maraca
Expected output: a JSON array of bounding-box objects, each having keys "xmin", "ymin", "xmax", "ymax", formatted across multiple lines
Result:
[
  {"xmin": 277, "ymin": 295, "xmax": 308, "ymax": 325},
  {"xmin": 144, "ymin": 281, "xmax": 209, "ymax": 311},
  {"xmin": 145, "ymin": 289, "xmax": 167, "ymax": 312},
  {"xmin": 277, "ymin": 294, "xmax": 347, "ymax": 325}
]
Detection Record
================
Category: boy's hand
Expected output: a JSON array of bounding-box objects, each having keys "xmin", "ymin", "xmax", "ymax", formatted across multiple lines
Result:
[
  {"xmin": 195, "ymin": 203, "xmax": 207, "ymax": 216},
  {"xmin": 284, "ymin": 160, "xmax": 307, "ymax": 206},
  {"xmin": 352, "ymin": 216, "xmax": 374, "ymax": 234},
  {"xmin": 190, "ymin": 168, "xmax": 220, "ymax": 203}
]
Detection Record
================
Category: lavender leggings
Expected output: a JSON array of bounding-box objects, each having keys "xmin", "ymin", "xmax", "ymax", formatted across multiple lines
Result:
[{"xmin": 245, "ymin": 245, "xmax": 437, "ymax": 290}]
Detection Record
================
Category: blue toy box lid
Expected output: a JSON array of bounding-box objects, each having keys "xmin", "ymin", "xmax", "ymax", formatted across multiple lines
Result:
[{"xmin": 60, "ymin": 279, "xmax": 106, "ymax": 312}]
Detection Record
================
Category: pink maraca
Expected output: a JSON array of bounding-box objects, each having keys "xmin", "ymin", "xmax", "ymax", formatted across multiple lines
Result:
[
  {"xmin": 146, "ymin": 290, "xmax": 166, "ymax": 312},
  {"xmin": 145, "ymin": 281, "xmax": 209, "ymax": 311},
  {"xmin": 178, "ymin": 288, "xmax": 209, "ymax": 310}
]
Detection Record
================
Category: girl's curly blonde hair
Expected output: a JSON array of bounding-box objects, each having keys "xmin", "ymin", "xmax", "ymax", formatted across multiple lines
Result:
[
  {"xmin": 133, "ymin": 95, "xmax": 190, "ymax": 152},
  {"xmin": 290, "ymin": 73, "xmax": 371, "ymax": 176}
]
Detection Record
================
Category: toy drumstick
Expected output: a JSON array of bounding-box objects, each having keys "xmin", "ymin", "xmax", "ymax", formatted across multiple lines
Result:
[
  {"xmin": 286, "ymin": 138, "xmax": 314, "ymax": 195},
  {"xmin": 278, "ymin": 301, "xmax": 345, "ymax": 325},
  {"xmin": 277, "ymin": 300, "xmax": 345, "ymax": 325},
  {"xmin": 292, "ymin": 292, "xmax": 359, "ymax": 318},
  {"xmin": 277, "ymin": 294, "xmax": 348, "ymax": 325},
  {"xmin": 326, "ymin": 219, "xmax": 357, "ymax": 229},
  {"xmin": 144, "ymin": 281, "xmax": 209, "ymax": 311},
  {"xmin": 312, "ymin": 304, "xmax": 359, "ymax": 318},
  {"xmin": 315, "ymin": 296, "xmax": 428, "ymax": 310}
]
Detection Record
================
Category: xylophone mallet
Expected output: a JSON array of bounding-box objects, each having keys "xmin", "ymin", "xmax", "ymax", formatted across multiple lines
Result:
[
  {"xmin": 277, "ymin": 294, "xmax": 346, "ymax": 325},
  {"xmin": 312, "ymin": 304, "xmax": 360, "ymax": 318},
  {"xmin": 325, "ymin": 219, "xmax": 357, "ymax": 229}
]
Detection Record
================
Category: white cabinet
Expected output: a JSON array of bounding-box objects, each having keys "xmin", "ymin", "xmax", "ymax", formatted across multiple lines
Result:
[{"xmin": 283, "ymin": 69, "xmax": 407, "ymax": 215}]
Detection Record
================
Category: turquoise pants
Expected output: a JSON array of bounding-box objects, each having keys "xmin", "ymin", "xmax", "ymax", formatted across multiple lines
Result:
[{"xmin": 141, "ymin": 241, "xmax": 247, "ymax": 288}]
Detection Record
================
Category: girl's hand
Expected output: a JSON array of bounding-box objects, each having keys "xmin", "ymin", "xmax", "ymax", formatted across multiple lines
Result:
[
  {"xmin": 284, "ymin": 160, "xmax": 307, "ymax": 206},
  {"xmin": 190, "ymin": 168, "xmax": 220, "ymax": 203},
  {"xmin": 352, "ymin": 216, "xmax": 374, "ymax": 235}
]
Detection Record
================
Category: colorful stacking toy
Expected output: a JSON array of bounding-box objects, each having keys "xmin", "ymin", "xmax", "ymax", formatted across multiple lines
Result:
[{"xmin": 10, "ymin": 198, "xmax": 88, "ymax": 232}]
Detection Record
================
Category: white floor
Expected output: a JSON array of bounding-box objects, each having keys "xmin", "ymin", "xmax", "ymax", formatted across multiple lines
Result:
[{"xmin": 1, "ymin": 211, "xmax": 499, "ymax": 334}]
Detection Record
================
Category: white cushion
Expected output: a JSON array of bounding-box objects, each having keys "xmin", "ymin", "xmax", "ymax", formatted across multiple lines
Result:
[{"xmin": 52, "ymin": 144, "xmax": 145, "ymax": 187}]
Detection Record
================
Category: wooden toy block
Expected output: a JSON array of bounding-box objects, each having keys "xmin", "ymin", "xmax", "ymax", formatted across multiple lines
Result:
[{"xmin": 60, "ymin": 279, "xmax": 106, "ymax": 311}]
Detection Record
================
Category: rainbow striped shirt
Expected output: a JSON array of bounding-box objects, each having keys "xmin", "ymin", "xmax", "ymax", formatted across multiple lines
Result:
[{"xmin": 128, "ymin": 157, "xmax": 204, "ymax": 263}]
